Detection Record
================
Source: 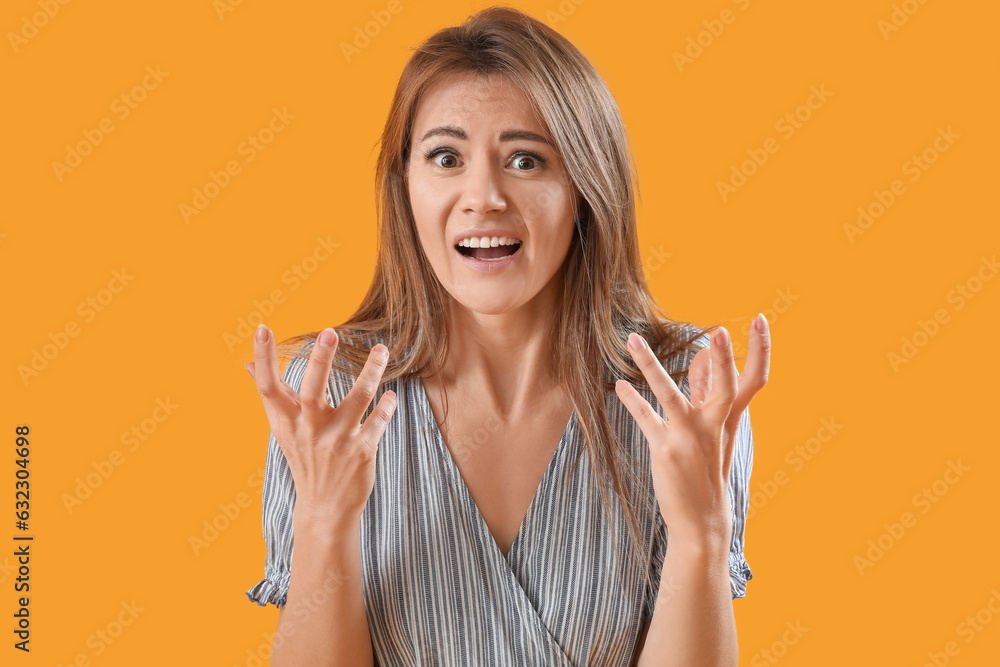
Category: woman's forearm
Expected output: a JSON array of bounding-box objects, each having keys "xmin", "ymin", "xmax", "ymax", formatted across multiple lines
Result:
[
  {"xmin": 637, "ymin": 538, "xmax": 738, "ymax": 667},
  {"xmin": 270, "ymin": 512, "xmax": 374, "ymax": 667}
]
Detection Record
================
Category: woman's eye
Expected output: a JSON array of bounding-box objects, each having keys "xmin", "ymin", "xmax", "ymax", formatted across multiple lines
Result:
[
  {"xmin": 424, "ymin": 146, "xmax": 458, "ymax": 169},
  {"xmin": 423, "ymin": 148, "xmax": 547, "ymax": 171},
  {"xmin": 429, "ymin": 151, "xmax": 460, "ymax": 168},
  {"xmin": 509, "ymin": 152, "xmax": 547, "ymax": 171},
  {"xmin": 511, "ymin": 156, "xmax": 536, "ymax": 170}
]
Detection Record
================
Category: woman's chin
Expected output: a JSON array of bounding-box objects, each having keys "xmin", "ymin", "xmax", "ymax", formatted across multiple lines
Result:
[{"xmin": 447, "ymin": 292, "xmax": 525, "ymax": 318}]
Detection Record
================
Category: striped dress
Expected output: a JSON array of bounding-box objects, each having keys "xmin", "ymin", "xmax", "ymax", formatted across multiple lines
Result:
[{"xmin": 246, "ymin": 331, "xmax": 754, "ymax": 666}]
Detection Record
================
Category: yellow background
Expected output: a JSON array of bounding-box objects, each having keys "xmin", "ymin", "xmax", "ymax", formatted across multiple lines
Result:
[{"xmin": 4, "ymin": 0, "xmax": 999, "ymax": 664}]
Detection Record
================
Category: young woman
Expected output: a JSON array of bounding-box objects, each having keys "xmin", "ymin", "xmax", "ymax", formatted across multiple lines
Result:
[{"xmin": 244, "ymin": 6, "xmax": 769, "ymax": 665}]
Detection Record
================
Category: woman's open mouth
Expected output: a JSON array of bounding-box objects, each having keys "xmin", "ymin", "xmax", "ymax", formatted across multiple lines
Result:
[
  {"xmin": 454, "ymin": 238, "xmax": 523, "ymax": 274},
  {"xmin": 455, "ymin": 242, "xmax": 522, "ymax": 261}
]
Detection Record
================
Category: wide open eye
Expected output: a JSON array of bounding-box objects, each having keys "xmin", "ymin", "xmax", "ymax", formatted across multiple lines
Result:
[
  {"xmin": 425, "ymin": 147, "xmax": 462, "ymax": 169},
  {"xmin": 508, "ymin": 151, "xmax": 547, "ymax": 171}
]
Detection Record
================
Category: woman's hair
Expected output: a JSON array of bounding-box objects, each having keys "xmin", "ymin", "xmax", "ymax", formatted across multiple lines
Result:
[{"xmin": 275, "ymin": 4, "xmax": 721, "ymax": 591}]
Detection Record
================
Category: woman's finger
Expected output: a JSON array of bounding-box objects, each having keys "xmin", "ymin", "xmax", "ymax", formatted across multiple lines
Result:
[
  {"xmin": 252, "ymin": 324, "xmax": 295, "ymax": 415},
  {"xmin": 724, "ymin": 314, "xmax": 772, "ymax": 436},
  {"xmin": 625, "ymin": 333, "xmax": 689, "ymax": 423},
  {"xmin": 358, "ymin": 389, "xmax": 399, "ymax": 455},
  {"xmin": 299, "ymin": 328, "xmax": 339, "ymax": 418},
  {"xmin": 704, "ymin": 327, "xmax": 739, "ymax": 425},
  {"xmin": 337, "ymin": 343, "xmax": 391, "ymax": 427},
  {"xmin": 739, "ymin": 313, "xmax": 771, "ymax": 400},
  {"xmin": 687, "ymin": 347, "xmax": 712, "ymax": 407},
  {"xmin": 615, "ymin": 379, "xmax": 665, "ymax": 437}
]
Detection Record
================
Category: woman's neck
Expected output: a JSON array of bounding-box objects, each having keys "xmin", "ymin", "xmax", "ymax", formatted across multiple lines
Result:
[{"xmin": 436, "ymin": 275, "xmax": 564, "ymax": 418}]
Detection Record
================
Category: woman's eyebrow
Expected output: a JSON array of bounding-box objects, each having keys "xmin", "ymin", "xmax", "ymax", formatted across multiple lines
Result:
[{"xmin": 418, "ymin": 125, "xmax": 552, "ymax": 146}]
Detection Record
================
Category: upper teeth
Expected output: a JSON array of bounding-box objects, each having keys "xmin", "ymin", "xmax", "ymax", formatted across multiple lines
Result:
[{"xmin": 458, "ymin": 236, "xmax": 522, "ymax": 248}]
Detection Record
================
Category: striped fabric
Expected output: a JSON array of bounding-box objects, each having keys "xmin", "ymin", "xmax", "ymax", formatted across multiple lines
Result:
[{"xmin": 246, "ymin": 330, "xmax": 753, "ymax": 665}]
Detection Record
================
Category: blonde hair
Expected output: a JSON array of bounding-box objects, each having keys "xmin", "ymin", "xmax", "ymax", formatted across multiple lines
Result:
[{"xmin": 275, "ymin": 4, "xmax": 720, "ymax": 595}]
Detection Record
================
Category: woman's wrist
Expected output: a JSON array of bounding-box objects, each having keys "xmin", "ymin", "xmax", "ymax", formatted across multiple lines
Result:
[
  {"xmin": 293, "ymin": 503, "xmax": 362, "ymax": 540},
  {"xmin": 667, "ymin": 527, "xmax": 731, "ymax": 563}
]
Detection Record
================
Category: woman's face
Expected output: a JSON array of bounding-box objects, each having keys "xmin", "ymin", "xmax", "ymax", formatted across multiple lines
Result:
[{"xmin": 406, "ymin": 72, "xmax": 576, "ymax": 317}]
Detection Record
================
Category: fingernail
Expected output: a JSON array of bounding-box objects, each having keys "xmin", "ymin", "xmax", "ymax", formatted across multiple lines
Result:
[
  {"xmin": 319, "ymin": 328, "xmax": 336, "ymax": 347},
  {"xmin": 715, "ymin": 327, "xmax": 729, "ymax": 347},
  {"xmin": 374, "ymin": 343, "xmax": 388, "ymax": 357},
  {"xmin": 755, "ymin": 312, "xmax": 769, "ymax": 334},
  {"xmin": 628, "ymin": 333, "xmax": 646, "ymax": 351},
  {"xmin": 255, "ymin": 324, "xmax": 269, "ymax": 343}
]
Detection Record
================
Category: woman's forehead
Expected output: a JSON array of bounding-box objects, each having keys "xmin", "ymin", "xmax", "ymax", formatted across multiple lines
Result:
[
  {"xmin": 412, "ymin": 73, "xmax": 547, "ymax": 137},
  {"xmin": 424, "ymin": 70, "xmax": 519, "ymax": 98}
]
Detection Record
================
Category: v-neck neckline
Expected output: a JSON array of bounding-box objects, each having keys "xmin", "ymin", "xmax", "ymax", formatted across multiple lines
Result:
[{"xmin": 415, "ymin": 376, "xmax": 576, "ymax": 563}]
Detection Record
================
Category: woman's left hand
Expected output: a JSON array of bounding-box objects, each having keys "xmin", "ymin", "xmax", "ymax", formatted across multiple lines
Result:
[{"xmin": 615, "ymin": 316, "xmax": 771, "ymax": 549}]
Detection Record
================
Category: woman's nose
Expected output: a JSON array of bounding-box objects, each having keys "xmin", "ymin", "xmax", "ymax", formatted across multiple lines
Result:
[{"xmin": 460, "ymin": 159, "xmax": 507, "ymax": 215}]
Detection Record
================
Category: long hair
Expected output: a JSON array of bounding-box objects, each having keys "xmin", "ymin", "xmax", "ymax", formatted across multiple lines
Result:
[{"xmin": 273, "ymin": 4, "xmax": 721, "ymax": 594}]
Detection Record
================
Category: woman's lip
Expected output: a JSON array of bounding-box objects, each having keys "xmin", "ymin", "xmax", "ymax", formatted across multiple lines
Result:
[{"xmin": 455, "ymin": 243, "xmax": 522, "ymax": 274}]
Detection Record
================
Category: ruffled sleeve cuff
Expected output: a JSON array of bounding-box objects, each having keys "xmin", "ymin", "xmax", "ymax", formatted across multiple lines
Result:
[
  {"xmin": 245, "ymin": 570, "xmax": 291, "ymax": 608},
  {"xmin": 729, "ymin": 550, "xmax": 752, "ymax": 599}
]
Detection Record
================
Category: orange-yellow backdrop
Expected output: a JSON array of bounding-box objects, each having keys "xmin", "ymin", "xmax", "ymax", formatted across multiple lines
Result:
[{"xmin": 4, "ymin": 0, "xmax": 999, "ymax": 664}]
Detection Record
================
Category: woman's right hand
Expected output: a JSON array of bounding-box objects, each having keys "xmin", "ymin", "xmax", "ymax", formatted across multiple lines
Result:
[{"xmin": 244, "ymin": 324, "xmax": 397, "ymax": 530}]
